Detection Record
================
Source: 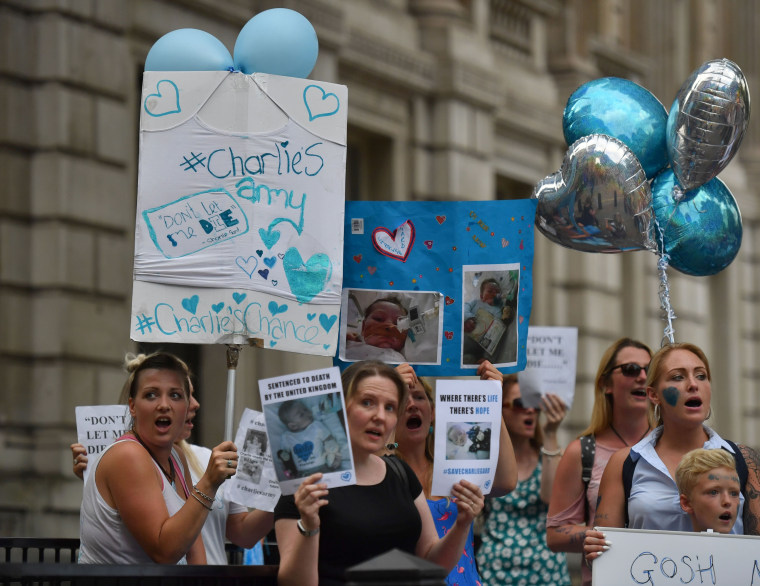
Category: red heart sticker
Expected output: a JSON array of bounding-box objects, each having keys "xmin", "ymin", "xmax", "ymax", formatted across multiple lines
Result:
[
  {"xmin": 436, "ymin": 215, "xmax": 446, "ymax": 224},
  {"xmin": 353, "ymin": 254, "xmax": 362, "ymax": 263},
  {"xmin": 445, "ymin": 296, "xmax": 455, "ymax": 305},
  {"xmin": 424, "ymin": 240, "xmax": 433, "ymax": 249},
  {"xmin": 372, "ymin": 220, "xmax": 415, "ymax": 262},
  {"xmin": 368, "ymin": 266, "xmax": 377, "ymax": 275},
  {"xmin": 444, "ymin": 331, "xmax": 454, "ymax": 340}
]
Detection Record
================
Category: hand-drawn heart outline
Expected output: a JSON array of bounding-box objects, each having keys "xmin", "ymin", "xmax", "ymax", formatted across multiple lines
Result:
[
  {"xmin": 181, "ymin": 295, "xmax": 199, "ymax": 315},
  {"xmin": 372, "ymin": 220, "xmax": 415, "ymax": 262},
  {"xmin": 144, "ymin": 80, "xmax": 180, "ymax": 118},
  {"xmin": 268, "ymin": 301, "xmax": 288, "ymax": 316},
  {"xmin": 319, "ymin": 313, "xmax": 337, "ymax": 332},
  {"xmin": 303, "ymin": 85, "xmax": 340, "ymax": 121},
  {"xmin": 236, "ymin": 256, "xmax": 258, "ymax": 278}
]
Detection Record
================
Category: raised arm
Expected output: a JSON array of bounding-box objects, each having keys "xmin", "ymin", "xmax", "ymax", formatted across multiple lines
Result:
[
  {"xmin": 275, "ymin": 473, "xmax": 327, "ymax": 586},
  {"xmin": 226, "ymin": 510, "xmax": 275, "ymax": 548},
  {"xmin": 583, "ymin": 447, "xmax": 629, "ymax": 566},
  {"xmin": 477, "ymin": 361, "xmax": 517, "ymax": 496},
  {"xmin": 103, "ymin": 440, "xmax": 236, "ymax": 564},
  {"xmin": 739, "ymin": 444, "xmax": 760, "ymax": 535},
  {"xmin": 415, "ymin": 479, "xmax": 483, "ymax": 572},
  {"xmin": 538, "ymin": 393, "xmax": 567, "ymax": 504},
  {"xmin": 545, "ymin": 438, "xmax": 587, "ymax": 553}
]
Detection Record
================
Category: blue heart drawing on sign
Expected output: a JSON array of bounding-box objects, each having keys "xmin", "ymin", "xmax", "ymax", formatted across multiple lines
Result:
[
  {"xmin": 269, "ymin": 340, "xmax": 276, "ymax": 347},
  {"xmin": 259, "ymin": 226, "xmax": 281, "ymax": 249},
  {"xmin": 303, "ymin": 84, "xmax": 340, "ymax": 121},
  {"xmin": 307, "ymin": 313, "xmax": 316, "ymax": 321},
  {"xmin": 283, "ymin": 248, "xmax": 332, "ymax": 303},
  {"xmin": 258, "ymin": 268, "xmax": 269, "ymax": 279},
  {"xmin": 256, "ymin": 250, "xmax": 263, "ymax": 257},
  {"xmin": 268, "ymin": 301, "xmax": 288, "ymax": 316},
  {"xmin": 323, "ymin": 344, "xmax": 331, "ymax": 350},
  {"xmin": 212, "ymin": 302, "xmax": 224, "ymax": 313},
  {"xmin": 232, "ymin": 292, "xmax": 247, "ymax": 304},
  {"xmin": 319, "ymin": 313, "xmax": 337, "ymax": 332},
  {"xmin": 341, "ymin": 471, "xmax": 352, "ymax": 481},
  {"xmin": 236, "ymin": 256, "xmax": 258, "ymax": 278},
  {"xmin": 264, "ymin": 256, "xmax": 277, "ymax": 269},
  {"xmin": 293, "ymin": 441, "xmax": 314, "ymax": 462},
  {"xmin": 144, "ymin": 80, "xmax": 181, "ymax": 117},
  {"xmin": 181, "ymin": 295, "xmax": 199, "ymax": 315}
]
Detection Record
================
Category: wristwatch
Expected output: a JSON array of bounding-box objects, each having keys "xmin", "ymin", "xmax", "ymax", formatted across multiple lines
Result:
[{"xmin": 297, "ymin": 518, "xmax": 320, "ymax": 537}]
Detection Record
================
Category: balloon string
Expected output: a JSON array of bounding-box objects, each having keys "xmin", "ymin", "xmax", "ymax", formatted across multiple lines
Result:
[{"xmin": 654, "ymin": 215, "xmax": 676, "ymax": 346}]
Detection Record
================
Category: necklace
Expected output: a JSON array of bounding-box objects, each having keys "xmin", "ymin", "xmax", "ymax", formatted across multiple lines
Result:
[
  {"xmin": 610, "ymin": 424, "xmax": 650, "ymax": 447},
  {"xmin": 131, "ymin": 430, "xmax": 175, "ymax": 485}
]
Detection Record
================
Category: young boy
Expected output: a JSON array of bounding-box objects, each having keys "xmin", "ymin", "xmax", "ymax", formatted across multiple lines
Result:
[{"xmin": 675, "ymin": 448, "xmax": 741, "ymax": 534}]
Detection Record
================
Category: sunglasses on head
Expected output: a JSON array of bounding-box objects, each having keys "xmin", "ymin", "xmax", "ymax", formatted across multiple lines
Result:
[
  {"xmin": 607, "ymin": 363, "xmax": 648, "ymax": 377},
  {"xmin": 503, "ymin": 397, "xmax": 540, "ymax": 411}
]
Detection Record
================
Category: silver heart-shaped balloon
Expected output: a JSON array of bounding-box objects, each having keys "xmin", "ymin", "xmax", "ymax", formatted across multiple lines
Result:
[
  {"xmin": 667, "ymin": 58, "xmax": 750, "ymax": 194},
  {"xmin": 533, "ymin": 134, "xmax": 655, "ymax": 253}
]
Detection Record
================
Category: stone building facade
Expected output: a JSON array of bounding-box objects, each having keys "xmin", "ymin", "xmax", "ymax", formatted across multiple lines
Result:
[{"xmin": 2, "ymin": 0, "xmax": 759, "ymax": 546}]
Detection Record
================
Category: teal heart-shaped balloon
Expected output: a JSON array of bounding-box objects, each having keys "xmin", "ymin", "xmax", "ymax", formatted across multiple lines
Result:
[{"xmin": 283, "ymin": 248, "xmax": 332, "ymax": 303}]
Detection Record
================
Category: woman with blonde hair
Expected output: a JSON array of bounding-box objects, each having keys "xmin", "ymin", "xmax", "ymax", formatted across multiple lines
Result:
[
  {"xmin": 546, "ymin": 337, "xmax": 653, "ymax": 586},
  {"xmin": 585, "ymin": 342, "xmax": 760, "ymax": 565}
]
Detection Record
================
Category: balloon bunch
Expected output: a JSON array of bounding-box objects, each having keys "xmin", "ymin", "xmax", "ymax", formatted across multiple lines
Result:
[
  {"xmin": 533, "ymin": 59, "xmax": 749, "ymax": 279},
  {"xmin": 143, "ymin": 8, "xmax": 319, "ymax": 78}
]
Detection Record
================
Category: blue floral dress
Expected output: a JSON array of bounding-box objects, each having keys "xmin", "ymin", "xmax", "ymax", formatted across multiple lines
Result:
[
  {"xmin": 476, "ymin": 458, "xmax": 570, "ymax": 586},
  {"xmin": 429, "ymin": 498, "xmax": 480, "ymax": 585}
]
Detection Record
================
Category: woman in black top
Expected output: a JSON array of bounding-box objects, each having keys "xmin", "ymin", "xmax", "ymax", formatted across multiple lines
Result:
[{"xmin": 274, "ymin": 360, "xmax": 483, "ymax": 586}]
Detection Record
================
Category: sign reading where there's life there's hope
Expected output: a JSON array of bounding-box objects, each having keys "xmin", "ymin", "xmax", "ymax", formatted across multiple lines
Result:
[{"xmin": 131, "ymin": 71, "xmax": 347, "ymax": 355}]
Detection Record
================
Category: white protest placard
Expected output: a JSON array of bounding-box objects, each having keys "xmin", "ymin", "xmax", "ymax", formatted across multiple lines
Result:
[
  {"xmin": 259, "ymin": 366, "xmax": 354, "ymax": 496},
  {"xmin": 226, "ymin": 408, "xmax": 281, "ymax": 511},
  {"xmin": 432, "ymin": 379, "xmax": 502, "ymax": 497},
  {"xmin": 75, "ymin": 405, "xmax": 131, "ymax": 484},
  {"xmin": 131, "ymin": 71, "xmax": 347, "ymax": 356},
  {"xmin": 518, "ymin": 326, "xmax": 578, "ymax": 409},
  {"xmin": 592, "ymin": 526, "xmax": 760, "ymax": 585}
]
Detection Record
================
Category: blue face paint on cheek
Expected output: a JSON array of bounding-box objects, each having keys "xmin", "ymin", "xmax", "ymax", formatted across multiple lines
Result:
[{"xmin": 662, "ymin": 386, "xmax": 679, "ymax": 406}]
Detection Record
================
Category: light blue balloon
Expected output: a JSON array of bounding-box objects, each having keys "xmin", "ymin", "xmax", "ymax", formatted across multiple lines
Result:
[
  {"xmin": 234, "ymin": 8, "xmax": 318, "ymax": 78},
  {"xmin": 563, "ymin": 77, "xmax": 668, "ymax": 179},
  {"xmin": 651, "ymin": 169, "xmax": 742, "ymax": 276},
  {"xmin": 145, "ymin": 29, "xmax": 233, "ymax": 71}
]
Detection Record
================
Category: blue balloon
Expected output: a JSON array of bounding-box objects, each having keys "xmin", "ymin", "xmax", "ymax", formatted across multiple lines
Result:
[
  {"xmin": 651, "ymin": 169, "xmax": 742, "ymax": 276},
  {"xmin": 563, "ymin": 78, "xmax": 668, "ymax": 179},
  {"xmin": 234, "ymin": 9, "xmax": 318, "ymax": 78},
  {"xmin": 145, "ymin": 29, "xmax": 233, "ymax": 71}
]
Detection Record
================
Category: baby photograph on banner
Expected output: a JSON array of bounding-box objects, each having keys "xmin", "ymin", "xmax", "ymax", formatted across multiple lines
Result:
[{"xmin": 339, "ymin": 288, "xmax": 443, "ymax": 365}]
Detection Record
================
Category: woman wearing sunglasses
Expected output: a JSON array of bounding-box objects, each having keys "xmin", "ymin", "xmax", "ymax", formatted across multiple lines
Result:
[
  {"xmin": 546, "ymin": 337, "xmax": 652, "ymax": 586},
  {"xmin": 584, "ymin": 342, "xmax": 760, "ymax": 565},
  {"xmin": 477, "ymin": 374, "xmax": 570, "ymax": 585}
]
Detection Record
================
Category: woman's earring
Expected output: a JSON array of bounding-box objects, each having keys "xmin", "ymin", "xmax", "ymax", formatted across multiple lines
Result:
[
  {"xmin": 429, "ymin": 425, "xmax": 434, "ymax": 435},
  {"xmin": 653, "ymin": 404, "xmax": 661, "ymax": 423}
]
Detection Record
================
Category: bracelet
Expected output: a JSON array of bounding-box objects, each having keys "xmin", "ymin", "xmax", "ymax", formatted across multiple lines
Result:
[
  {"xmin": 193, "ymin": 484, "xmax": 215, "ymax": 503},
  {"xmin": 191, "ymin": 492, "xmax": 213, "ymax": 511},
  {"xmin": 540, "ymin": 446, "xmax": 562, "ymax": 457}
]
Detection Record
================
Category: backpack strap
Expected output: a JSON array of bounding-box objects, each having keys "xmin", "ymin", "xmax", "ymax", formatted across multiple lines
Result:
[
  {"xmin": 622, "ymin": 452, "xmax": 637, "ymax": 528},
  {"xmin": 723, "ymin": 439, "xmax": 749, "ymax": 498},
  {"xmin": 382, "ymin": 454, "xmax": 410, "ymax": 493},
  {"xmin": 579, "ymin": 434, "xmax": 595, "ymax": 523}
]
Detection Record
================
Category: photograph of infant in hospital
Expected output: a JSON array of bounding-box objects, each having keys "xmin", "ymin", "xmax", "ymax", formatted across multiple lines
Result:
[
  {"xmin": 339, "ymin": 288, "xmax": 443, "ymax": 365},
  {"xmin": 445, "ymin": 422, "xmax": 492, "ymax": 460}
]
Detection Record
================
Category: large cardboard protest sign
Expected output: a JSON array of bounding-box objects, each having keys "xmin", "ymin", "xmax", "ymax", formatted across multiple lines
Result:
[
  {"xmin": 336, "ymin": 199, "xmax": 537, "ymax": 375},
  {"xmin": 131, "ymin": 71, "xmax": 347, "ymax": 355},
  {"xmin": 592, "ymin": 526, "xmax": 760, "ymax": 585}
]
